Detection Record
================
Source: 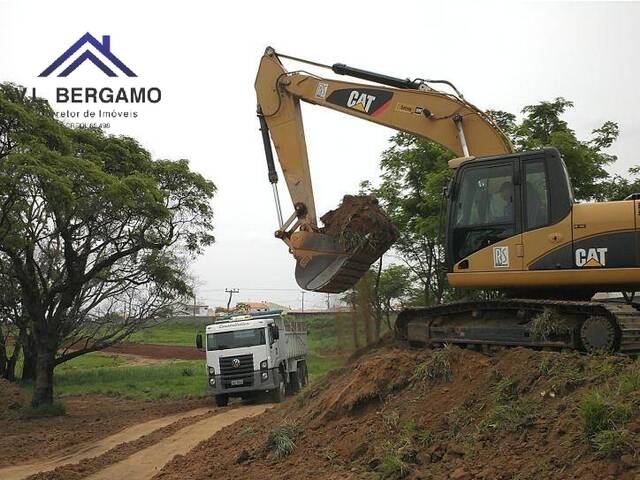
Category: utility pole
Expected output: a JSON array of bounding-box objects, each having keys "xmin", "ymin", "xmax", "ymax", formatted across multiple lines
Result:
[
  {"xmin": 326, "ymin": 293, "xmax": 330, "ymax": 310},
  {"xmin": 300, "ymin": 291, "xmax": 305, "ymax": 312},
  {"xmin": 225, "ymin": 288, "xmax": 239, "ymax": 311},
  {"xmin": 193, "ymin": 294, "xmax": 197, "ymax": 322}
]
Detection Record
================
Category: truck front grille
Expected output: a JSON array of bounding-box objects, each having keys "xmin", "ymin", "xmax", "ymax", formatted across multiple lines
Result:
[{"xmin": 219, "ymin": 354, "xmax": 254, "ymax": 388}]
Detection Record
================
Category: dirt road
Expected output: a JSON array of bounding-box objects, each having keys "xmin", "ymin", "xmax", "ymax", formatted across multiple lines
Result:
[{"xmin": 0, "ymin": 403, "xmax": 270, "ymax": 480}]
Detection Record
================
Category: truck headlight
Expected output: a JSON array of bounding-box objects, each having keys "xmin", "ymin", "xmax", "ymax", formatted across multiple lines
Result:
[
  {"xmin": 209, "ymin": 377, "xmax": 216, "ymax": 386},
  {"xmin": 260, "ymin": 360, "xmax": 268, "ymax": 370},
  {"xmin": 261, "ymin": 372, "xmax": 268, "ymax": 380},
  {"xmin": 208, "ymin": 367, "xmax": 215, "ymax": 376}
]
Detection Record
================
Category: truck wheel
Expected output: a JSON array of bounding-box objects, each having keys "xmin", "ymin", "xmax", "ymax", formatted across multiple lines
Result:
[
  {"xmin": 215, "ymin": 394, "xmax": 229, "ymax": 407},
  {"xmin": 287, "ymin": 372, "xmax": 300, "ymax": 395},
  {"xmin": 299, "ymin": 361, "xmax": 309, "ymax": 388},
  {"xmin": 271, "ymin": 371, "xmax": 286, "ymax": 403}
]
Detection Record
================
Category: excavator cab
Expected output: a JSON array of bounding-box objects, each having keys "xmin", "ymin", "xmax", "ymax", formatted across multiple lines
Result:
[{"xmin": 446, "ymin": 147, "xmax": 581, "ymax": 291}]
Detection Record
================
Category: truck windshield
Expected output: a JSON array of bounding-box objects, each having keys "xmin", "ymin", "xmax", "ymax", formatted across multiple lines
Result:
[{"xmin": 207, "ymin": 328, "xmax": 266, "ymax": 351}]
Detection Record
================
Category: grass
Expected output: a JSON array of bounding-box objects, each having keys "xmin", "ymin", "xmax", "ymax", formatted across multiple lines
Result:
[
  {"xmin": 377, "ymin": 439, "xmax": 413, "ymax": 480},
  {"xmin": 479, "ymin": 374, "xmax": 535, "ymax": 432},
  {"xmin": 127, "ymin": 321, "xmax": 205, "ymax": 346},
  {"xmin": 265, "ymin": 422, "xmax": 296, "ymax": 458},
  {"xmin": 412, "ymin": 346, "xmax": 453, "ymax": 384},
  {"xmin": 578, "ymin": 390, "xmax": 630, "ymax": 437},
  {"xmin": 53, "ymin": 359, "xmax": 207, "ymax": 400},
  {"xmin": 528, "ymin": 308, "xmax": 570, "ymax": 342},
  {"xmin": 480, "ymin": 400, "xmax": 536, "ymax": 432},
  {"xmin": 578, "ymin": 388, "xmax": 635, "ymax": 457},
  {"xmin": 592, "ymin": 429, "xmax": 633, "ymax": 457}
]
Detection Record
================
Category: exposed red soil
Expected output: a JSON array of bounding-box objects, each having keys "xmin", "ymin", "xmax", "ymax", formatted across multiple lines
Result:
[
  {"xmin": 0, "ymin": 394, "xmax": 211, "ymax": 467},
  {"xmin": 154, "ymin": 338, "xmax": 640, "ymax": 480},
  {"xmin": 321, "ymin": 195, "xmax": 398, "ymax": 255},
  {"xmin": 101, "ymin": 342, "xmax": 203, "ymax": 360}
]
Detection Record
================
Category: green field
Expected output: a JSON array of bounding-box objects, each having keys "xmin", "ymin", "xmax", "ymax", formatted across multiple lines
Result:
[
  {"xmin": 127, "ymin": 321, "xmax": 205, "ymax": 346},
  {"xmin": 7, "ymin": 314, "xmax": 384, "ymax": 401}
]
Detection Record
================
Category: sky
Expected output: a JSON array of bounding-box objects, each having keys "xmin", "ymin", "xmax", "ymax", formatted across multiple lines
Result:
[{"xmin": 1, "ymin": 1, "xmax": 638, "ymax": 309}]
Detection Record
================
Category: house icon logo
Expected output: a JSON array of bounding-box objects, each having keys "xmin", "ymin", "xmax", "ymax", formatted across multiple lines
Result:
[{"xmin": 39, "ymin": 33, "xmax": 137, "ymax": 78}]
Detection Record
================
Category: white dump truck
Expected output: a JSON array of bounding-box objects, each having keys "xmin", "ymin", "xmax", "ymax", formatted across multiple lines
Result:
[{"xmin": 196, "ymin": 310, "xmax": 308, "ymax": 406}]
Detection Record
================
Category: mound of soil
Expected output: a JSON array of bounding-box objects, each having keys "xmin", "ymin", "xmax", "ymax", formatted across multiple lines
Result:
[
  {"xmin": 320, "ymin": 195, "xmax": 398, "ymax": 256},
  {"xmin": 155, "ymin": 339, "xmax": 640, "ymax": 480},
  {"xmin": 0, "ymin": 378, "xmax": 26, "ymax": 413}
]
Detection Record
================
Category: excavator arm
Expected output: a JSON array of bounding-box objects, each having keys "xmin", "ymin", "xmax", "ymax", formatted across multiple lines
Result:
[{"xmin": 255, "ymin": 47, "xmax": 512, "ymax": 293}]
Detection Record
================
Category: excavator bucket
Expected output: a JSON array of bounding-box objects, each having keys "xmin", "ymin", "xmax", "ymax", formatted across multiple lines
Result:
[
  {"xmin": 292, "ymin": 232, "xmax": 384, "ymax": 293},
  {"xmin": 291, "ymin": 196, "xmax": 399, "ymax": 293}
]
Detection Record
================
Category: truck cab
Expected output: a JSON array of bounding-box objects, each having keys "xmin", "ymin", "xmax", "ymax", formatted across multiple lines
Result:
[{"xmin": 197, "ymin": 310, "xmax": 308, "ymax": 407}]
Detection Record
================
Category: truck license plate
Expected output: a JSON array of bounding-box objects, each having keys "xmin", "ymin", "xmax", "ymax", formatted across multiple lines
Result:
[{"xmin": 230, "ymin": 379, "xmax": 244, "ymax": 386}]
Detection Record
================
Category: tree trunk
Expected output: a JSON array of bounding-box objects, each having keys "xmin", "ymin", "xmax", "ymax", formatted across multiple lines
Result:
[
  {"xmin": 32, "ymin": 343, "xmax": 55, "ymax": 406},
  {"xmin": 350, "ymin": 307, "xmax": 359, "ymax": 349},
  {"xmin": 4, "ymin": 341, "xmax": 21, "ymax": 382},
  {"xmin": 21, "ymin": 334, "xmax": 37, "ymax": 382},
  {"xmin": 0, "ymin": 339, "xmax": 6, "ymax": 378}
]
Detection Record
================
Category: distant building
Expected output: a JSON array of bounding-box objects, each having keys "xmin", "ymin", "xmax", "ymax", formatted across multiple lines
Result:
[
  {"xmin": 175, "ymin": 303, "xmax": 210, "ymax": 317},
  {"xmin": 237, "ymin": 301, "xmax": 291, "ymax": 313}
]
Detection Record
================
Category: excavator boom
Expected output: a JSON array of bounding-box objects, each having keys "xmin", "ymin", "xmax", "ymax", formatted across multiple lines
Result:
[{"xmin": 255, "ymin": 47, "xmax": 511, "ymax": 292}]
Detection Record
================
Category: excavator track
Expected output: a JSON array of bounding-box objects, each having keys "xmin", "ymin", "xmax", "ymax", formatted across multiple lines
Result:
[{"xmin": 395, "ymin": 298, "xmax": 640, "ymax": 353}]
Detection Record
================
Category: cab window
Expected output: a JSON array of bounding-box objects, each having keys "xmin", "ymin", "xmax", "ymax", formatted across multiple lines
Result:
[
  {"xmin": 524, "ymin": 160, "xmax": 550, "ymax": 230},
  {"xmin": 451, "ymin": 163, "xmax": 516, "ymax": 262}
]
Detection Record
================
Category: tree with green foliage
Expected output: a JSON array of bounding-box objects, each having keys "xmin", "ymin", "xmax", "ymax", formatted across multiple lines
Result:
[
  {"xmin": 376, "ymin": 264, "xmax": 413, "ymax": 330},
  {"xmin": 0, "ymin": 83, "xmax": 216, "ymax": 405},
  {"xmin": 362, "ymin": 135, "xmax": 454, "ymax": 304},
  {"xmin": 488, "ymin": 97, "xmax": 624, "ymax": 201}
]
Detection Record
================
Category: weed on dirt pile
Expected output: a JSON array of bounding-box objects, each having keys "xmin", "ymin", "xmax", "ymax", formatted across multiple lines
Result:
[{"xmin": 154, "ymin": 338, "xmax": 640, "ymax": 480}]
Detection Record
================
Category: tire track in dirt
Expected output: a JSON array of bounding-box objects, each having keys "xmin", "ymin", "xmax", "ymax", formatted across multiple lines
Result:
[
  {"xmin": 85, "ymin": 404, "xmax": 270, "ymax": 480},
  {"xmin": 0, "ymin": 407, "xmax": 215, "ymax": 480}
]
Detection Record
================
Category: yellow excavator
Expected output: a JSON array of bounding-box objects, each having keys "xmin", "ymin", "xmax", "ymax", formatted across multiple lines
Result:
[{"xmin": 255, "ymin": 47, "xmax": 640, "ymax": 353}]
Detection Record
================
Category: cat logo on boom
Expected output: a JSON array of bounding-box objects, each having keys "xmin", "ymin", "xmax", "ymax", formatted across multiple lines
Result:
[
  {"xmin": 346, "ymin": 90, "xmax": 376, "ymax": 113},
  {"xmin": 325, "ymin": 88, "xmax": 393, "ymax": 116},
  {"xmin": 575, "ymin": 248, "xmax": 607, "ymax": 267}
]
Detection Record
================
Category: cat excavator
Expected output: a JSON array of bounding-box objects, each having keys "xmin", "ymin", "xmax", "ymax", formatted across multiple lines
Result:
[{"xmin": 255, "ymin": 47, "xmax": 640, "ymax": 353}]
